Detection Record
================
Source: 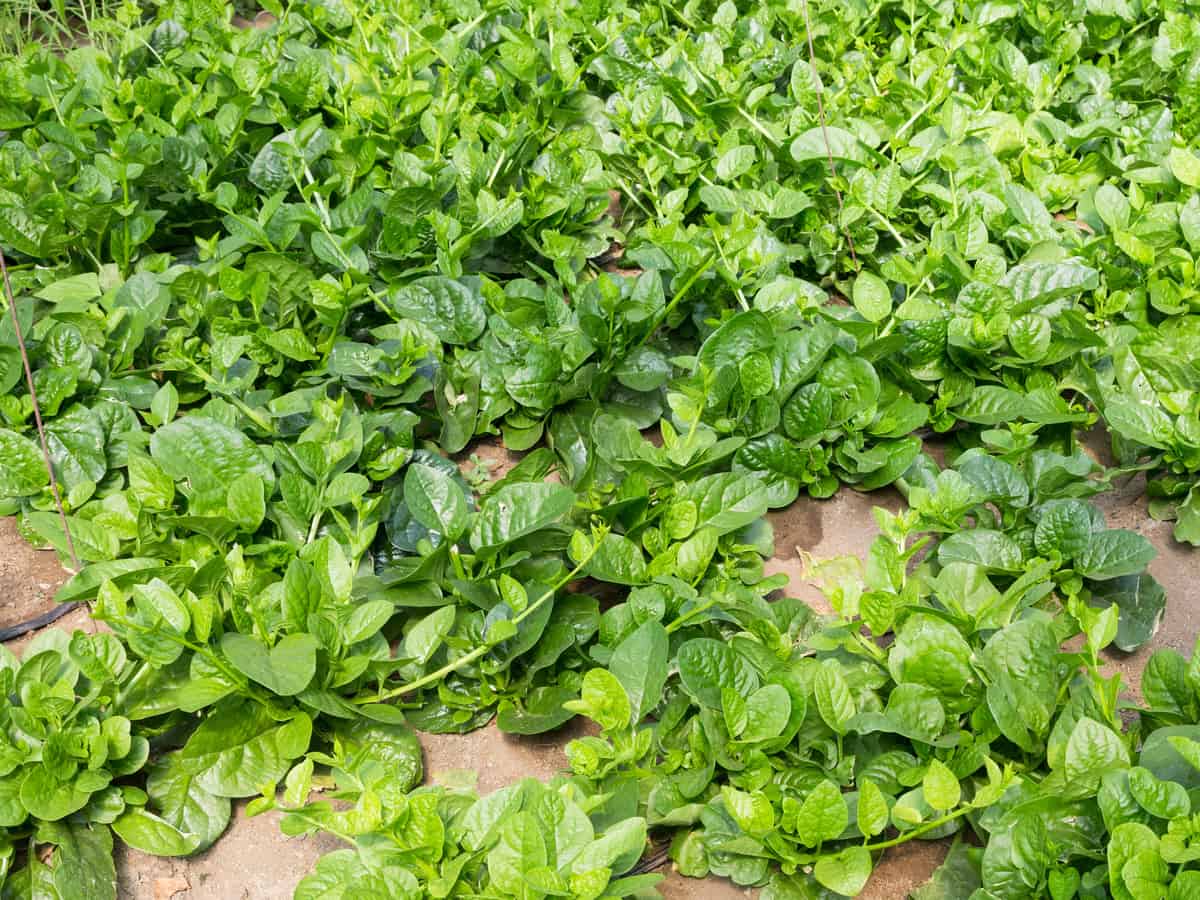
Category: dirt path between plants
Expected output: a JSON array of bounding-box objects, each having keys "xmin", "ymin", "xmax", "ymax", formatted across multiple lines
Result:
[{"xmin": 4, "ymin": 470, "xmax": 1196, "ymax": 898}]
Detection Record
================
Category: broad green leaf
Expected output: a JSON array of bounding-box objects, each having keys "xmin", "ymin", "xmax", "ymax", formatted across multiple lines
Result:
[
  {"xmin": 41, "ymin": 821, "xmax": 115, "ymax": 900},
  {"xmin": 564, "ymin": 668, "xmax": 631, "ymax": 732},
  {"xmin": 145, "ymin": 754, "xmax": 232, "ymax": 852},
  {"xmin": 852, "ymin": 271, "xmax": 892, "ymax": 322},
  {"xmin": 404, "ymin": 463, "xmax": 468, "ymax": 541},
  {"xmin": 856, "ymin": 779, "xmax": 889, "ymax": 838},
  {"xmin": 1000, "ymin": 259, "xmax": 1098, "ymax": 304},
  {"xmin": 608, "ymin": 620, "xmax": 668, "ymax": 724},
  {"xmin": 469, "ymin": 482, "xmax": 575, "ymax": 553},
  {"xmin": 390, "ymin": 277, "xmax": 486, "ymax": 345},
  {"xmin": 677, "ymin": 638, "xmax": 760, "ymax": 709},
  {"xmin": 813, "ymin": 846, "xmax": 872, "ymax": 896},
  {"xmin": 150, "ymin": 417, "xmax": 273, "ymax": 491},
  {"xmin": 220, "ymin": 633, "xmax": 318, "ymax": 696},
  {"xmin": 111, "ymin": 808, "xmax": 200, "ymax": 857},
  {"xmin": 791, "ymin": 126, "xmax": 868, "ymax": 164},
  {"xmin": 741, "ymin": 684, "xmax": 791, "ymax": 743},
  {"xmin": 922, "ymin": 759, "xmax": 961, "ymax": 811},
  {"xmin": 1127, "ymin": 766, "xmax": 1190, "ymax": 819},
  {"xmin": 1076, "ymin": 530, "xmax": 1156, "ymax": 580},
  {"xmin": 1169, "ymin": 147, "xmax": 1200, "ymax": 187},
  {"xmin": 1065, "ymin": 717, "xmax": 1129, "ymax": 785},
  {"xmin": 794, "ymin": 780, "xmax": 848, "ymax": 848},
  {"xmin": 180, "ymin": 705, "xmax": 312, "ymax": 798},
  {"xmin": 0, "ymin": 428, "xmax": 48, "ymax": 497},
  {"xmin": 814, "ymin": 662, "xmax": 855, "ymax": 735}
]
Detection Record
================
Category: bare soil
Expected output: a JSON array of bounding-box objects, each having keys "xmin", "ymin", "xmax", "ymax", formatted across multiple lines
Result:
[{"xmin": 4, "ymin": 460, "xmax": 1197, "ymax": 898}]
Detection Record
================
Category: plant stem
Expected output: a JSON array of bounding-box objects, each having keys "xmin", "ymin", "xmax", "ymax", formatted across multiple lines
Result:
[
  {"xmin": 636, "ymin": 253, "xmax": 716, "ymax": 348},
  {"xmin": 863, "ymin": 806, "xmax": 972, "ymax": 851},
  {"xmin": 361, "ymin": 527, "xmax": 608, "ymax": 704}
]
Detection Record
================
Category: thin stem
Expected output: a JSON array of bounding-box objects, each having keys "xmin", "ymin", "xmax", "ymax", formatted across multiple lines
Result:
[
  {"xmin": 0, "ymin": 247, "xmax": 80, "ymax": 573},
  {"xmin": 799, "ymin": 0, "xmax": 858, "ymax": 269},
  {"xmin": 636, "ymin": 252, "xmax": 716, "ymax": 348},
  {"xmin": 864, "ymin": 806, "xmax": 972, "ymax": 851},
  {"xmin": 361, "ymin": 528, "xmax": 608, "ymax": 704},
  {"xmin": 666, "ymin": 598, "xmax": 718, "ymax": 633}
]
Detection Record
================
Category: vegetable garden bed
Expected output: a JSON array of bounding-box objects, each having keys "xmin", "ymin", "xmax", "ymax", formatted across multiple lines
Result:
[{"xmin": 3, "ymin": 0, "xmax": 1200, "ymax": 897}]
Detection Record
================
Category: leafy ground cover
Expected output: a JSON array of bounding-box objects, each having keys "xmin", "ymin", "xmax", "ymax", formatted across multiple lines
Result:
[{"xmin": 2, "ymin": 0, "xmax": 1200, "ymax": 896}]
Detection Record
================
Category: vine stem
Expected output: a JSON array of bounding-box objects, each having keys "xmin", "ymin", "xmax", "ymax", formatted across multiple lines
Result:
[
  {"xmin": 636, "ymin": 252, "xmax": 716, "ymax": 349},
  {"xmin": 799, "ymin": 0, "xmax": 859, "ymax": 270},
  {"xmin": 0, "ymin": 247, "xmax": 81, "ymax": 574},
  {"xmin": 361, "ymin": 527, "xmax": 609, "ymax": 704},
  {"xmin": 863, "ymin": 805, "xmax": 973, "ymax": 851}
]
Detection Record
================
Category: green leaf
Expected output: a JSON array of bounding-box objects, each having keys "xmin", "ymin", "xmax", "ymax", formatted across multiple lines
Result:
[
  {"xmin": 813, "ymin": 846, "xmax": 872, "ymax": 896},
  {"xmin": 36, "ymin": 273, "xmax": 101, "ymax": 304},
  {"xmin": 852, "ymin": 271, "xmax": 892, "ymax": 322},
  {"xmin": 581, "ymin": 532, "xmax": 647, "ymax": 586},
  {"xmin": 856, "ymin": 779, "xmax": 889, "ymax": 839},
  {"xmin": 1143, "ymin": 729, "xmax": 1200, "ymax": 788},
  {"xmin": 741, "ymin": 684, "xmax": 791, "ymax": 743},
  {"xmin": 1076, "ymin": 531, "xmax": 1156, "ymax": 580},
  {"xmin": 111, "ymin": 808, "xmax": 200, "ymax": 857},
  {"xmin": 220, "ymin": 633, "xmax": 318, "ymax": 696},
  {"xmin": 1127, "ymin": 766, "xmax": 1190, "ymax": 819},
  {"xmin": 794, "ymin": 780, "xmax": 848, "ymax": 848},
  {"xmin": 1104, "ymin": 399, "xmax": 1174, "ymax": 449},
  {"xmin": 145, "ymin": 754, "xmax": 231, "ymax": 852},
  {"xmin": 487, "ymin": 812, "xmax": 548, "ymax": 895},
  {"xmin": 404, "ymin": 605, "xmax": 456, "ymax": 665},
  {"xmin": 814, "ymin": 661, "xmax": 856, "ymax": 735},
  {"xmin": 715, "ymin": 145, "xmax": 756, "ymax": 181},
  {"xmin": 150, "ymin": 416, "xmax": 273, "ymax": 491},
  {"xmin": 226, "ymin": 471, "xmax": 266, "ymax": 532},
  {"xmin": 564, "ymin": 668, "xmax": 631, "ymax": 732},
  {"xmin": 1174, "ymin": 488, "xmax": 1200, "ymax": 546},
  {"xmin": 723, "ymin": 786, "xmax": 775, "ymax": 836},
  {"xmin": 1090, "ymin": 574, "xmax": 1166, "ymax": 652},
  {"xmin": 1169, "ymin": 147, "xmax": 1200, "ymax": 188},
  {"xmin": 1000, "ymin": 259, "xmax": 1098, "ymax": 304},
  {"xmin": 1108, "ymin": 823, "xmax": 1160, "ymax": 900},
  {"xmin": 677, "ymin": 638, "xmax": 759, "ymax": 709},
  {"xmin": 608, "ymin": 620, "xmax": 668, "ymax": 724},
  {"xmin": 1007, "ymin": 313, "xmax": 1051, "ymax": 360},
  {"xmin": 404, "ymin": 463, "xmax": 468, "ymax": 541},
  {"xmin": 1094, "ymin": 184, "xmax": 1131, "ymax": 231},
  {"xmin": 922, "ymin": 759, "xmax": 961, "ymax": 811},
  {"xmin": 180, "ymin": 704, "xmax": 312, "ymax": 798},
  {"xmin": 0, "ymin": 428, "xmax": 48, "ymax": 497},
  {"xmin": 469, "ymin": 482, "xmax": 575, "ymax": 553},
  {"xmin": 390, "ymin": 277, "xmax": 486, "ymax": 345},
  {"xmin": 938, "ymin": 529, "xmax": 1023, "ymax": 572},
  {"xmin": 791, "ymin": 126, "xmax": 868, "ymax": 164},
  {"xmin": 1034, "ymin": 499, "xmax": 1093, "ymax": 559},
  {"xmin": 954, "ymin": 387, "xmax": 1023, "ymax": 426},
  {"xmin": 570, "ymin": 817, "xmax": 646, "ymax": 876},
  {"xmin": 42, "ymin": 822, "xmax": 115, "ymax": 900},
  {"xmin": 981, "ymin": 815, "xmax": 1049, "ymax": 898},
  {"xmin": 497, "ymin": 685, "xmax": 579, "ymax": 735},
  {"xmin": 1065, "ymin": 717, "xmax": 1129, "ymax": 785},
  {"xmin": 329, "ymin": 718, "xmax": 422, "ymax": 792},
  {"xmin": 912, "ymin": 840, "xmax": 982, "ymax": 899},
  {"xmin": 132, "ymin": 578, "xmax": 190, "ymax": 634}
]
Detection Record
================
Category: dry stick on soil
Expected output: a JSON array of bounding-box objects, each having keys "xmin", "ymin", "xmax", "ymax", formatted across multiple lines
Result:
[
  {"xmin": 800, "ymin": 0, "xmax": 859, "ymax": 270},
  {"xmin": 0, "ymin": 247, "xmax": 82, "ymax": 639}
]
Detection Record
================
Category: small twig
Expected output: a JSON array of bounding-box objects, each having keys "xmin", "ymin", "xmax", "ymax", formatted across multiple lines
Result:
[
  {"xmin": 0, "ymin": 247, "xmax": 81, "ymax": 574},
  {"xmin": 799, "ymin": 0, "xmax": 859, "ymax": 269}
]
